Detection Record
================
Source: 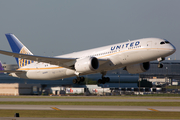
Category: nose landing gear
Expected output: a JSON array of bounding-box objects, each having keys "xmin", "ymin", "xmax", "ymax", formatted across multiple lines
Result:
[
  {"xmin": 158, "ymin": 63, "xmax": 163, "ymax": 68},
  {"xmin": 157, "ymin": 57, "xmax": 165, "ymax": 68}
]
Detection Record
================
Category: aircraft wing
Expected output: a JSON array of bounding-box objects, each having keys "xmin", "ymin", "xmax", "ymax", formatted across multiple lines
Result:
[
  {"xmin": 0, "ymin": 50, "xmax": 109, "ymax": 69},
  {"xmin": 0, "ymin": 70, "xmax": 26, "ymax": 73}
]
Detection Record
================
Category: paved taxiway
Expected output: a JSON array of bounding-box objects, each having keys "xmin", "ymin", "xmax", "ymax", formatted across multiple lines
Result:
[{"xmin": 0, "ymin": 105, "xmax": 180, "ymax": 112}]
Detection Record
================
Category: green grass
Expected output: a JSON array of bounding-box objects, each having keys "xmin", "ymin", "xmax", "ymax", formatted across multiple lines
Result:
[
  {"xmin": 1, "ymin": 110, "xmax": 180, "ymax": 119},
  {"xmin": 140, "ymin": 93, "xmax": 180, "ymax": 97},
  {"xmin": 0, "ymin": 101, "xmax": 180, "ymax": 106}
]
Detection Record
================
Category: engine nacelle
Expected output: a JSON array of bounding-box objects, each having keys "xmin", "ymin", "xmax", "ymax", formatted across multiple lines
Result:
[
  {"xmin": 126, "ymin": 62, "xmax": 150, "ymax": 74},
  {"xmin": 75, "ymin": 57, "xmax": 99, "ymax": 73}
]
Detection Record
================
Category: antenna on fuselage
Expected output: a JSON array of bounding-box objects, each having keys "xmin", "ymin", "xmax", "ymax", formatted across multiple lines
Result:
[{"xmin": 128, "ymin": 39, "xmax": 130, "ymax": 42}]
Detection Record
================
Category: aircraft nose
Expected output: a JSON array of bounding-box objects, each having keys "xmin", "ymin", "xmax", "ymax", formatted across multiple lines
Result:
[{"xmin": 170, "ymin": 43, "xmax": 176, "ymax": 54}]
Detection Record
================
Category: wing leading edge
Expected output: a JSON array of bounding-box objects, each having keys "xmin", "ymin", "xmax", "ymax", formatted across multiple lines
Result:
[
  {"xmin": 0, "ymin": 49, "xmax": 76, "ymax": 69},
  {"xmin": 0, "ymin": 50, "xmax": 109, "ymax": 70}
]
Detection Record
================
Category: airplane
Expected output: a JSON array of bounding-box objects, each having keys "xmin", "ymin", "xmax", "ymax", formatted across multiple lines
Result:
[{"xmin": 0, "ymin": 33, "xmax": 176, "ymax": 84}]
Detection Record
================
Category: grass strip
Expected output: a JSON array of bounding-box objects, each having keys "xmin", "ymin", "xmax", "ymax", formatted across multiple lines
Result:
[
  {"xmin": 0, "ymin": 110, "xmax": 180, "ymax": 119},
  {"xmin": 0, "ymin": 101, "xmax": 180, "ymax": 106}
]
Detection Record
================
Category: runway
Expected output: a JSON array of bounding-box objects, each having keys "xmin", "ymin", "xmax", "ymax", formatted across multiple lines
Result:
[{"xmin": 0, "ymin": 105, "xmax": 180, "ymax": 112}]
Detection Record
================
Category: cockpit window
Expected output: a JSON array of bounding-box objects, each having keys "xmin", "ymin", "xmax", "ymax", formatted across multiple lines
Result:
[
  {"xmin": 160, "ymin": 40, "xmax": 170, "ymax": 45},
  {"xmin": 163, "ymin": 39, "xmax": 170, "ymax": 44},
  {"xmin": 165, "ymin": 41, "xmax": 170, "ymax": 44},
  {"xmin": 160, "ymin": 41, "xmax": 165, "ymax": 44}
]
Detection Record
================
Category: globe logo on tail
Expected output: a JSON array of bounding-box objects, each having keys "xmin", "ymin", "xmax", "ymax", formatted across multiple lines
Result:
[{"xmin": 18, "ymin": 47, "xmax": 33, "ymax": 67}]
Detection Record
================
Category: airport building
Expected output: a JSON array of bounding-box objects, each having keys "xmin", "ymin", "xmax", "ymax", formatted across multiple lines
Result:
[
  {"xmin": 0, "ymin": 60, "xmax": 179, "ymax": 95},
  {"xmin": 0, "ymin": 83, "xmax": 41, "ymax": 96}
]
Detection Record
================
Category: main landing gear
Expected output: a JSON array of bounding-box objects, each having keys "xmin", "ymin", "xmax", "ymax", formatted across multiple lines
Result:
[
  {"xmin": 98, "ymin": 72, "xmax": 110, "ymax": 84},
  {"xmin": 98, "ymin": 77, "xmax": 110, "ymax": 84},
  {"xmin": 157, "ymin": 57, "xmax": 165, "ymax": 68},
  {"xmin": 73, "ymin": 77, "xmax": 85, "ymax": 84}
]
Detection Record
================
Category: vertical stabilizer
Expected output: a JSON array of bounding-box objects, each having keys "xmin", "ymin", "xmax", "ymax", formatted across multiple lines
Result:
[{"xmin": 5, "ymin": 34, "xmax": 33, "ymax": 67}]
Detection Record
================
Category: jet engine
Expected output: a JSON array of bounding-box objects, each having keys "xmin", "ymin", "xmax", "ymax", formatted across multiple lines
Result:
[
  {"xmin": 75, "ymin": 57, "xmax": 99, "ymax": 73},
  {"xmin": 125, "ymin": 62, "xmax": 150, "ymax": 74}
]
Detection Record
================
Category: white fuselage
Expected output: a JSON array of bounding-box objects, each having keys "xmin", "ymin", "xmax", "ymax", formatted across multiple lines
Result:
[{"xmin": 12, "ymin": 38, "xmax": 176, "ymax": 80}]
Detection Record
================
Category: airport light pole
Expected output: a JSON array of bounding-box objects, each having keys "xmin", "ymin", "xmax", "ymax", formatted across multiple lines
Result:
[
  {"xmin": 138, "ymin": 79, "xmax": 141, "ymax": 94},
  {"xmin": 166, "ymin": 67, "xmax": 168, "ymax": 93},
  {"xmin": 86, "ymin": 75, "xmax": 88, "ymax": 96},
  {"xmin": 118, "ymin": 75, "xmax": 121, "ymax": 95},
  {"xmin": 103, "ymin": 84, "xmax": 104, "ymax": 96},
  {"xmin": 118, "ymin": 75, "xmax": 120, "ymax": 89}
]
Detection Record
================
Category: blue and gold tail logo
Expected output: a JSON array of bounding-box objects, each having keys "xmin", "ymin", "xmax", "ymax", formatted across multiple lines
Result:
[{"xmin": 18, "ymin": 47, "xmax": 34, "ymax": 67}]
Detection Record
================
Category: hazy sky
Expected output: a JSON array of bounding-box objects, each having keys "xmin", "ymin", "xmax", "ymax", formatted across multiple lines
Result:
[{"xmin": 0, "ymin": 0, "xmax": 179, "ymax": 64}]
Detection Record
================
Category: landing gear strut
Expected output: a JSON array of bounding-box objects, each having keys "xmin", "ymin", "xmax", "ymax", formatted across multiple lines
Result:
[
  {"xmin": 157, "ymin": 57, "xmax": 165, "ymax": 68},
  {"xmin": 98, "ymin": 72, "xmax": 110, "ymax": 84},
  {"xmin": 73, "ymin": 77, "xmax": 85, "ymax": 84}
]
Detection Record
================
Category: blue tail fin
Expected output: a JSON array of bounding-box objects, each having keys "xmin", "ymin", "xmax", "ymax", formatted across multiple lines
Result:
[{"xmin": 5, "ymin": 34, "xmax": 33, "ymax": 67}]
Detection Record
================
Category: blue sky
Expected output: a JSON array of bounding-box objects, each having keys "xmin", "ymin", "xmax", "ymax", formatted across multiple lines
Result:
[{"xmin": 0, "ymin": 0, "xmax": 179, "ymax": 64}]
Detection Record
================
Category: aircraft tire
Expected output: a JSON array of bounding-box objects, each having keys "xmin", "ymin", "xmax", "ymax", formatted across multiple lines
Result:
[
  {"xmin": 105, "ymin": 77, "xmax": 110, "ymax": 82},
  {"xmin": 102, "ymin": 80, "xmax": 106, "ymax": 84},
  {"xmin": 80, "ymin": 77, "xmax": 85, "ymax": 82},
  {"xmin": 77, "ymin": 78, "xmax": 81, "ymax": 83},
  {"xmin": 73, "ymin": 79, "xmax": 77, "ymax": 84},
  {"xmin": 98, "ymin": 79, "xmax": 102, "ymax": 84}
]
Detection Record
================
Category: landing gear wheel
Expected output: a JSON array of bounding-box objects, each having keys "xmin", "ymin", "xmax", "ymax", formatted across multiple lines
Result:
[
  {"xmin": 73, "ymin": 76, "xmax": 85, "ymax": 84},
  {"xmin": 98, "ymin": 79, "xmax": 102, "ymax": 84},
  {"xmin": 98, "ymin": 71, "xmax": 111, "ymax": 84},
  {"xmin": 102, "ymin": 80, "xmax": 106, "ymax": 84},
  {"xmin": 105, "ymin": 77, "xmax": 110, "ymax": 82},
  {"xmin": 98, "ymin": 77, "xmax": 110, "ymax": 84},
  {"xmin": 77, "ymin": 77, "xmax": 81, "ymax": 83},
  {"xmin": 73, "ymin": 79, "xmax": 77, "ymax": 84},
  {"xmin": 80, "ymin": 77, "xmax": 85, "ymax": 82}
]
